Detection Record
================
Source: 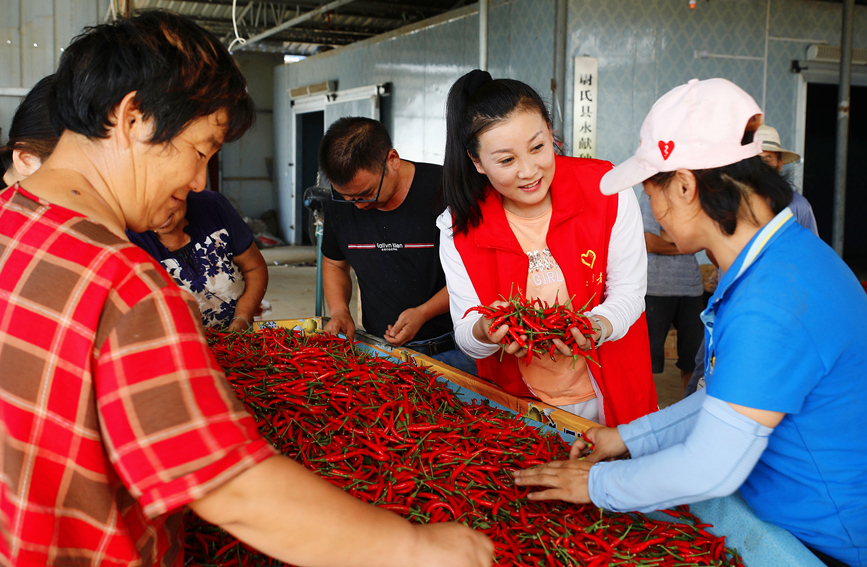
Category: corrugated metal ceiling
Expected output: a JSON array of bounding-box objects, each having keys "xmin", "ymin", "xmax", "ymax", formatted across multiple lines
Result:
[
  {"xmin": 131, "ymin": 0, "xmax": 867, "ymax": 57},
  {"xmin": 133, "ymin": 0, "xmax": 470, "ymax": 56}
]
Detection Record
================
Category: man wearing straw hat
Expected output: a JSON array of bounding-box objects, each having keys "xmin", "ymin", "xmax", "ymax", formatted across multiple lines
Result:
[{"xmin": 754, "ymin": 124, "xmax": 819, "ymax": 236}]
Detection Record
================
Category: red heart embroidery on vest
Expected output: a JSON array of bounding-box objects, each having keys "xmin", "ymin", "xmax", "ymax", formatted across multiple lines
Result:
[{"xmin": 658, "ymin": 140, "xmax": 675, "ymax": 160}]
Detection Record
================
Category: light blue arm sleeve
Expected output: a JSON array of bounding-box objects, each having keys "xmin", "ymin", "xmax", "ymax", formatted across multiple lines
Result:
[
  {"xmin": 617, "ymin": 389, "xmax": 707, "ymax": 458},
  {"xmin": 589, "ymin": 396, "xmax": 773, "ymax": 513}
]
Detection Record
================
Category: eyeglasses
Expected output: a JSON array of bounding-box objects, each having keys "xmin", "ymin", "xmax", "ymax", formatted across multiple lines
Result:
[{"xmin": 330, "ymin": 154, "xmax": 388, "ymax": 204}]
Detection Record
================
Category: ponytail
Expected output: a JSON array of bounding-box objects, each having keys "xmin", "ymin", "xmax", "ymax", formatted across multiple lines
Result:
[{"xmin": 442, "ymin": 70, "xmax": 492, "ymax": 235}]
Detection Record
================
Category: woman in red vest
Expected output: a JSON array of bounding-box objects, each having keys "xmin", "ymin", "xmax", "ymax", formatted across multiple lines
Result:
[{"xmin": 436, "ymin": 70, "xmax": 657, "ymax": 426}]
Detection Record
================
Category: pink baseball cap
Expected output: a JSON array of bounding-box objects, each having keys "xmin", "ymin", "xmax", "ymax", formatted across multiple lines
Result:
[{"xmin": 599, "ymin": 78, "xmax": 764, "ymax": 195}]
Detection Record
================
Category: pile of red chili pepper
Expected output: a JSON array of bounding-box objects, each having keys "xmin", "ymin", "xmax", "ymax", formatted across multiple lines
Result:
[
  {"xmin": 464, "ymin": 290, "xmax": 600, "ymax": 368},
  {"xmin": 184, "ymin": 327, "xmax": 744, "ymax": 567}
]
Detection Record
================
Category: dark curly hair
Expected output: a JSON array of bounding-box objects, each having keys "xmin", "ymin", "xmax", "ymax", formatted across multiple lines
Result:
[{"xmin": 50, "ymin": 10, "xmax": 255, "ymax": 146}]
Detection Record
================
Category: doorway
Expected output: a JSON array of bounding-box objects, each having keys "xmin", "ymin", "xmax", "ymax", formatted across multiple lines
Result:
[
  {"xmin": 802, "ymin": 83, "xmax": 867, "ymax": 265},
  {"xmin": 295, "ymin": 110, "xmax": 324, "ymax": 245},
  {"xmin": 278, "ymin": 83, "xmax": 385, "ymax": 245}
]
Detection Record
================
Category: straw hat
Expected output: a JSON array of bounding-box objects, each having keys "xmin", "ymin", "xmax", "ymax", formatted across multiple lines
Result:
[{"xmin": 754, "ymin": 125, "xmax": 800, "ymax": 165}]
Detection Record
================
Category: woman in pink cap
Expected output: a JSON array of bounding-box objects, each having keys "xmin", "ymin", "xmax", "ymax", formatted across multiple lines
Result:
[{"xmin": 514, "ymin": 78, "xmax": 867, "ymax": 567}]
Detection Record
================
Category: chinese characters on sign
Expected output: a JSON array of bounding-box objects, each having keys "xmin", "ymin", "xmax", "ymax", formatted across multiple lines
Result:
[{"xmin": 572, "ymin": 57, "xmax": 598, "ymax": 159}]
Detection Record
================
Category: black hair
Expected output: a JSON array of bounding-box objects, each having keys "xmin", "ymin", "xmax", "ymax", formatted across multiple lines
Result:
[
  {"xmin": 1, "ymin": 75, "xmax": 57, "ymax": 174},
  {"xmin": 318, "ymin": 117, "xmax": 391, "ymax": 186},
  {"xmin": 648, "ymin": 156, "xmax": 793, "ymax": 236},
  {"xmin": 49, "ymin": 10, "xmax": 254, "ymax": 146},
  {"xmin": 442, "ymin": 70, "xmax": 552, "ymax": 235}
]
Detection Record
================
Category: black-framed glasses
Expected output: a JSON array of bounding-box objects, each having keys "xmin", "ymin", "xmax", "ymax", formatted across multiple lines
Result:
[{"xmin": 330, "ymin": 154, "xmax": 388, "ymax": 204}]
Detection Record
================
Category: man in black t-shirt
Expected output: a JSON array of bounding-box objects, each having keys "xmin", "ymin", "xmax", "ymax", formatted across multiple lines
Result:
[{"xmin": 318, "ymin": 117, "xmax": 476, "ymax": 375}]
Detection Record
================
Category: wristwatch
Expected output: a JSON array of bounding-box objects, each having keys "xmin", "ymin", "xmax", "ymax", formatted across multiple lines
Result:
[{"xmin": 588, "ymin": 315, "xmax": 607, "ymax": 348}]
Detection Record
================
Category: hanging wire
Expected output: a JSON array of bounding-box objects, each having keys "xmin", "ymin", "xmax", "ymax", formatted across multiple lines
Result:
[{"xmin": 227, "ymin": 0, "xmax": 247, "ymax": 53}]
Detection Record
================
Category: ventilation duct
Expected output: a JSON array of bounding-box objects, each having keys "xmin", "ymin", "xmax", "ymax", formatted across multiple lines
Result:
[
  {"xmin": 290, "ymin": 81, "xmax": 337, "ymax": 99},
  {"xmin": 805, "ymin": 44, "xmax": 867, "ymax": 65},
  {"xmin": 793, "ymin": 45, "xmax": 867, "ymax": 86}
]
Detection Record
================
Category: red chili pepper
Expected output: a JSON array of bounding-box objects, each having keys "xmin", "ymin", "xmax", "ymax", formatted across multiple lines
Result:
[
  {"xmin": 185, "ymin": 327, "xmax": 745, "ymax": 567},
  {"xmin": 507, "ymin": 328, "xmax": 527, "ymax": 348},
  {"xmin": 467, "ymin": 290, "xmax": 600, "ymax": 371}
]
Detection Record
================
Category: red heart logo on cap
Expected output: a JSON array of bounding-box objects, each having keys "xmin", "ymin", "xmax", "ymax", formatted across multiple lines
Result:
[{"xmin": 658, "ymin": 140, "xmax": 675, "ymax": 160}]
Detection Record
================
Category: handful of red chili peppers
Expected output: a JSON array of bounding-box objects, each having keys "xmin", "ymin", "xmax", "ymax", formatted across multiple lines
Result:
[
  {"xmin": 464, "ymin": 290, "xmax": 600, "ymax": 368},
  {"xmin": 184, "ymin": 328, "xmax": 743, "ymax": 567}
]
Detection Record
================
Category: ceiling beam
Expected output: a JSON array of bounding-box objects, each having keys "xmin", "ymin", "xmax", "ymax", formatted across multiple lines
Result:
[
  {"xmin": 147, "ymin": 0, "xmax": 448, "ymax": 19},
  {"xmin": 133, "ymin": 0, "xmax": 461, "ymax": 54},
  {"xmin": 192, "ymin": 11, "xmax": 400, "ymax": 33},
  {"xmin": 241, "ymin": 0, "xmax": 358, "ymax": 49},
  {"xmin": 193, "ymin": 14, "xmax": 377, "ymax": 38}
]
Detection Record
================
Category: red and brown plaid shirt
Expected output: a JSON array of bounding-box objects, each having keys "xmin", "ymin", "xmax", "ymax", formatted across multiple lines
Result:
[{"xmin": 0, "ymin": 187, "xmax": 276, "ymax": 566}]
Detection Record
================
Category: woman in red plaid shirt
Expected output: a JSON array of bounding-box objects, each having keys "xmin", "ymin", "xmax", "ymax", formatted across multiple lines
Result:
[{"xmin": 0, "ymin": 11, "xmax": 492, "ymax": 567}]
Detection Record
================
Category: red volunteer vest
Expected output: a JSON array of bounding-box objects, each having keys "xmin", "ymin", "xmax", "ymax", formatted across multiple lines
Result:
[{"xmin": 453, "ymin": 155, "xmax": 657, "ymax": 426}]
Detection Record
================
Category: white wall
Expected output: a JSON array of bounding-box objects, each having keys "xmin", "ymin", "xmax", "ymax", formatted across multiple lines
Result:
[
  {"xmin": 0, "ymin": 0, "xmax": 109, "ymax": 143},
  {"xmin": 0, "ymin": 2, "xmax": 280, "ymax": 226},
  {"xmin": 221, "ymin": 51, "xmax": 282, "ymax": 220}
]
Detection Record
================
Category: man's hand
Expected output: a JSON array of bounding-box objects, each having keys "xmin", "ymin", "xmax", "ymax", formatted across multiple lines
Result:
[
  {"xmin": 644, "ymin": 231, "xmax": 680, "ymax": 255},
  {"xmin": 322, "ymin": 257, "xmax": 356, "ymax": 341},
  {"xmin": 325, "ymin": 311, "xmax": 356, "ymax": 341},
  {"xmin": 384, "ymin": 307, "xmax": 425, "ymax": 346},
  {"xmin": 385, "ymin": 287, "xmax": 450, "ymax": 346}
]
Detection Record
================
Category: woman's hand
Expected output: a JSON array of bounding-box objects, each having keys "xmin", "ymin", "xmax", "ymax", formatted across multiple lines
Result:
[
  {"xmin": 512, "ymin": 459, "xmax": 593, "ymax": 505},
  {"xmin": 501, "ymin": 332, "xmax": 530, "ymax": 359},
  {"xmin": 471, "ymin": 300, "xmax": 507, "ymax": 341},
  {"xmin": 410, "ymin": 522, "xmax": 494, "ymax": 567},
  {"xmin": 227, "ymin": 316, "xmax": 251, "ymax": 333},
  {"xmin": 577, "ymin": 426, "xmax": 629, "ymax": 463},
  {"xmin": 511, "ymin": 426, "xmax": 627, "ymax": 504},
  {"xmin": 550, "ymin": 325, "xmax": 594, "ymax": 356},
  {"xmin": 551, "ymin": 315, "xmax": 612, "ymax": 355},
  {"xmin": 471, "ymin": 301, "xmax": 530, "ymax": 358}
]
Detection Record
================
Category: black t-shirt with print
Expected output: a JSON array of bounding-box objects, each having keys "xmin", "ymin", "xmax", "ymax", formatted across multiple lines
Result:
[{"xmin": 321, "ymin": 161, "xmax": 452, "ymax": 341}]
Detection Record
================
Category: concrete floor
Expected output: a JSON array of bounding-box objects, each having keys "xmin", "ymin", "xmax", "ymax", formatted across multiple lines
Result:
[
  {"xmin": 259, "ymin": 246, "xmax": 691, "ymax": 410},
  {"xmin": 650, "ymin": 361, "xmax": 692, "ymax": 410}
]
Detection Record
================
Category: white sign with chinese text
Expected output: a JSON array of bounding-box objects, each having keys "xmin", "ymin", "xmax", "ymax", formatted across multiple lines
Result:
[{"xmin": 572, "ymin": 57, "xmax": 598, "ymax": 159}]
